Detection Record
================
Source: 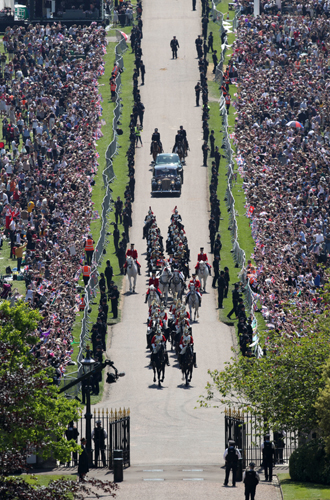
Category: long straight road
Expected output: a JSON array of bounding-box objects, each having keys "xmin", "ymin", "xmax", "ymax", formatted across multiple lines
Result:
[{"xmin": 97, "ymin": 0, "xmax": 234, "ymax": 467}]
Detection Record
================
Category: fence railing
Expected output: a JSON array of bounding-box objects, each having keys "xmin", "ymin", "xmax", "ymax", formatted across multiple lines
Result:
[
  {"xmin": 224, "ymin": 408, "xmax": 298, "ymax": 469},
  {"xmin": 212, "ymin": 4, "xmax": 261, "ymax": 357},
  {"xmin": 65, "ymin": 407, "xmax": 130, "ymax": 469},
  {"xmin": 60, "ymin": 33, "xmax": 128, "ymax": 396}
]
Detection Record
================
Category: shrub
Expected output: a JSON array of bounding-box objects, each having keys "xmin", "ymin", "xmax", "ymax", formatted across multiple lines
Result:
[{"xmin": 289, "ymin": 439, "xmax": 330, "ymax": 484}]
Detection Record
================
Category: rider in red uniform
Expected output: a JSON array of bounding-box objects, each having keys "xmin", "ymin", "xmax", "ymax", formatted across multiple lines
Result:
[
  {"xmin": 195, "ymin": 247, "xmax": 212, "ymax": 274},
  {"xmin": 186, "ymin": 273, "xmax": 202, "ymax": 306},
  {"xmin": 123, "ymin": 243, "xmax": 141, "ymax": 274},
  {"xmin": 145, "ymin": 271, "xmax": 162, "ymax": 303}
]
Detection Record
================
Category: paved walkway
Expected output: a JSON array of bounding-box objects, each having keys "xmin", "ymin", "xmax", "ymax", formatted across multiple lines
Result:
[
  {"xmin": 84, "ymin": 1, "xmax": 285, "ymax": 499},
  {"xmin": 43, "ymin": 465, "xmax": 284, "ymax": 499},
  {"xmin": 97, "ymin": 0, "xmax": 233, "ymax": 467}
]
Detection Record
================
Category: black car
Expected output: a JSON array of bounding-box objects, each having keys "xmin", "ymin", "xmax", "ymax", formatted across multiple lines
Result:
[{"xmin": 151, "ymin": 164, "xmax": 182, "ymax": 196}]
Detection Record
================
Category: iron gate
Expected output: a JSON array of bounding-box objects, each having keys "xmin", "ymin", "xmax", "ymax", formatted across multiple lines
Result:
[
  {"xmin": 66, "ymin": 407, "xmax": 130, "ymax": 469},
  {"xmin": 224, "ymin": 408, "xmax": 298, "ymax": 468}
]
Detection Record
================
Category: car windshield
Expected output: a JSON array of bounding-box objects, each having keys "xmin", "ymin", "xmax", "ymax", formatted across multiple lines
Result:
[
  {"xmin": 156, "ymin": 154, "xmax": 180, "ymax": 165},
  {"xmin": 154, "ymin": 167, "xmax": 177, "ymax": 177}
]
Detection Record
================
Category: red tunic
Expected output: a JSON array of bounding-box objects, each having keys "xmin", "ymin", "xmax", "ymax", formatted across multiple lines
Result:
[
  {"xmin": 179, "ymin": 335, "xmax": 194, "ymax": 348},
  {"xmin": 126, "ymin": 248, "xmax": 138, "ymax": 259},
  {"xmin": 149, "ymin": 277, "xmax": 159, "ymax": 288},
  {"xmin": 189, "ymin": 278, "xmax": 201, "ymax": 290},
  {"xmin": 197, "ymin": 253, "xmax": 208, "ymax": 262}
]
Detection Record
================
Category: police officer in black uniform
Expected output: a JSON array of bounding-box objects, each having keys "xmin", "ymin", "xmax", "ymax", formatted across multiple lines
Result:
[
  {"xmin": 217, "ymin": 270, "xmax": 226, "ymax": 309},
  {"xmin": 92, "ymin": 420, "xmax": 107, "ymax": 467},
  {"xmin": 170, "ymin": 36, "xmax": 179, "ymax": 59},
  {"xmin": 227, "ymin": 283, "xmax": 241, "ymax": 319},
  {"xmin": 212, "ymin": 255, "xmax": 220, "ymax": 288},
  {"xmin": 65, "ymin": 421, "xmax": 79, "ymax": 465},
  {"xmin": 243, "ymin": 462, "xmax": 259, "ymax": 500},
  {"xmin": 195, "ymin": 81, "xmax": 201, "ymax": 106},
  {"xmin": 223, "ymin": 439, "xmax": 241, "ymax": 487},
  {"xmin": 261, "ymin": 434, "xmax": 275, "ymax": 481}
]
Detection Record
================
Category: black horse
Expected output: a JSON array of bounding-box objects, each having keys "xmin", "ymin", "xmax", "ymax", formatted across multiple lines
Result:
[
  {"xmin": 180, "ymin": 345, "xmax": 194, "ymax": 386},
  {"xmin": 151, "ymin": 345, "xmax": 166, "ymax": 386}
]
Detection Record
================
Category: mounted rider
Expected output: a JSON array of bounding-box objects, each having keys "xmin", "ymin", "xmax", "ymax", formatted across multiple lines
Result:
[
  {"xmin": 195, "ymin": 247, "xmax": 212, "ymax": 275},
  {"xmin": 145, "ymin": 283, "xmax": 162, "ymax": 303},
  {"xmin": 179, "ymin": 326, "xmax": 197, "ymax": 368},
  {"xmin": 150, "ymin": 128, "xmax": 163, "ymax": 154},
  {"xmin": 124, "ymin": 243, "xmax": 141, "ymax": 275},
  {"xmin": 148, "ymin": 270, "xmax": 162, "ymax": 295},
  {"xmin": 179, "ymin": 125, "xmax": 189, "ymax": 153},
  {"xmin": 186, "ymin": 273, "xmax": 202, "ymax": 306},
  {"xmin": 151, "ymin": 326, "xmax": 170, "ymax": 366},
  {"xmin": 172, "ymin": 130, "xmax": 184, "ymax": 154},
  {"xmin": 159, "ymin": 303, "xmax": 168, "ymax": 329}
]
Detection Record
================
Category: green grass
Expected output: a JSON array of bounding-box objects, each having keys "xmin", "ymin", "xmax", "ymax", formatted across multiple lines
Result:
[
  {"xmin": 67, "ymin": 38, "xmax": 136, "ymax": 405},
  {"xmin": 206, "ymin": 6, "xmax": 267, "ymax": 336},
  {"xmin": 278, "ymin": 474, "xmax": 330, "ymax": 500},
  {"xmin": 23, "ymin": 474, "xmax": 76, "ymax": 487}
]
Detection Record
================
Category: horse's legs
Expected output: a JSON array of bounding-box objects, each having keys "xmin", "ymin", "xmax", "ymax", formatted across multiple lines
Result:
[
  {"xmin": 185, "ymin": 369, "xmax": 189, "ymax": 386},
  {"xmin": 161, "ymin": 365, "xmax": 165, "ymax": 382},
  {"xmin": 153, "ymin": 365, "xmax": 156, "ymax": 383}
]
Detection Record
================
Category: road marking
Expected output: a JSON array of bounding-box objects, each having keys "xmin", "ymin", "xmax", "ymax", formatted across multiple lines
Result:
[
  {"xmin": 183, "ymin": 478, "xmax": 204, "ymax": 481},
  {"xmin": 143, "ymin": 469, "xmax": 163, "ymax": 472},
  {"xmin": 182, "ymin": 469, "xmax": 204, "ymax": 472},
  {"xmin": 143, "ymin": 478, "xmax": 164, "ymax": 481}
]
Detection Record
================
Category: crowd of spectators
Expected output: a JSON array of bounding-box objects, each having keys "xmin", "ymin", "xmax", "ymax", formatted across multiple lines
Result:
[
  {"xmin": 0, "ymin": 22, "xmax": 109, "ymax": 376},
  {"xmin": 228, "ymin": 11, "xmax": 330, "ymax": 337},
  {"xmin": 113, "ymin": 0, "xmax": 141, "ymax": 27}
]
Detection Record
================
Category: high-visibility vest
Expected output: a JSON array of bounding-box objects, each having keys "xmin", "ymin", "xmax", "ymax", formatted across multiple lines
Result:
[
  {"xmin": 135, "ymin": 127, "xmax": 140, "ymax": 137},
  {"xmin": 85, "ymin": 239, "xmax": 94, "ymax": 251},
  {"xmin": 83, "ymin": 265, "xmax": 91, "ymax": 277}
]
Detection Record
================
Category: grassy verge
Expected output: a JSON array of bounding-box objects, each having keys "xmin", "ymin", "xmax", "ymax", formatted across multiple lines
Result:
[
  {"xmin": 22, "ymin": 474, "xmax": 76, "ymax": 487},
  {"xmin": 206, "ymin": 4, "xmax": 267, "ymax": 335},
  {"xmin": 67, "ymin": 34, "xmax": 136, "ymax": 404},
  {"xmin": 278, "ymin": 474, "xmax": 330, "ymax": 500}
]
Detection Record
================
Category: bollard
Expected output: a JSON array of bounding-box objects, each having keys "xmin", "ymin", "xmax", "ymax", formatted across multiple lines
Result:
[
  {"xmin": 113, "ymin": 449, "xmax": 123, "ymax": 482},
  {"xmin": 236, "ymin": 451, "xmax": 243, "ymax": 482}
]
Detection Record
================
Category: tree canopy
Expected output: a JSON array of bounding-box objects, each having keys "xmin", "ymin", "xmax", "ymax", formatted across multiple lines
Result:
[
  {"xmin": 199, "ymin": 288, "xmax": 330, "ymax": 435},
  {"xmin": 0, "ymin": 301, "xmax": 79, "ymax": 473}
]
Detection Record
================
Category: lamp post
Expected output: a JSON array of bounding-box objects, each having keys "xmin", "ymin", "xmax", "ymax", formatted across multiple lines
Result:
[{"xmin": 81, "ymin": 350, "xmax": 95, "ymax": 467}]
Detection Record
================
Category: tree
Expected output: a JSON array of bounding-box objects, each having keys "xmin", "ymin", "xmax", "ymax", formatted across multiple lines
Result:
[
  {"xmin": 0, "ymin": 301, "xmax": 80, "ymax": 471},
  {"xmin": 0, "ymin": 476, "xmax": 117, "ymax": 499},
  {"xmin": 199, "ymin": 310, "xmax": 330, "ymax": 435},
  {"xmin": 0, "ymin": 300, "xmax": 117, "ymax": 498},
  {"xmin": 315, "ymin": 358, "xmax": 330, "ymax": 454}
]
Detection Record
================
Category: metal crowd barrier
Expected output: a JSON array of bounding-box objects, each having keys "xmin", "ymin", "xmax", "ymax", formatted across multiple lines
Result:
[
  {"xmin": 214, "ymin": 8, "xmax": 262, "ymax": 357},
  {"xmin": 60, "ymin": 33, "xmax": 128, "ymax": 394}
]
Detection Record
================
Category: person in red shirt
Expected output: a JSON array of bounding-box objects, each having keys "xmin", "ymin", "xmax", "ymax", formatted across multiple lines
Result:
[{"xmin": 124, "ymin": 243, "xmax": 141, "ymax": 274}]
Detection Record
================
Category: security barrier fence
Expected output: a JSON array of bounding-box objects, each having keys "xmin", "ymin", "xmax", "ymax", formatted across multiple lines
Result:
[
  {"xmin": 211, "ymin": 1, "xmax": 261, "ymax": 357},
  {"xmin": 224, "ymin": 408, "xmax": 298, "ymax": 468},
  {"xmin": 65, "ymin": 407, "xmax": 130, "ymax": 469},
  {"xmin": 60, "ymin": 32, "xmax": 128, "ymax": 397}
]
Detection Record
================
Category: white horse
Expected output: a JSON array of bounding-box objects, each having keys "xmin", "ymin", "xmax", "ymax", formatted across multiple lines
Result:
[
  {"xmin": 170, "ymin": 269, "xmax": 183, "ymax": 300},
  {"xmin": 159, "ymin": 266, "xmax": 172, "ymax": 306},
  {"xmin": 197, "ymin": 261, "xmax": 210, "ymax": 292},
  {"xmin": 188, "ymin": 284, "xmax": 199, "ymax": 321},
  {"xmin": 147, "ymin": 285, "xmax": 161, "ymax": 308},
  {"xmin": 126, "ymin": 256, "xmax": 138, "ymax": 293}
]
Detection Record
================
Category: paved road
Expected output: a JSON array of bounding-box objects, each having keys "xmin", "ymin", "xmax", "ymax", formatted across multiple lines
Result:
[
  {"xmin": 97, "ymin": 0, "xmax": 234, "ymax": 467},
  {"xmin": 79, "ymin": 466, "xmax": 282, "ymax": 500}
]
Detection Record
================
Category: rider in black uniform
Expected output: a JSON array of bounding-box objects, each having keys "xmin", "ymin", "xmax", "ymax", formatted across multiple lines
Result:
[{"xmin": 150, "ymin": 128, "xmax": 163, "ymax": 155}]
